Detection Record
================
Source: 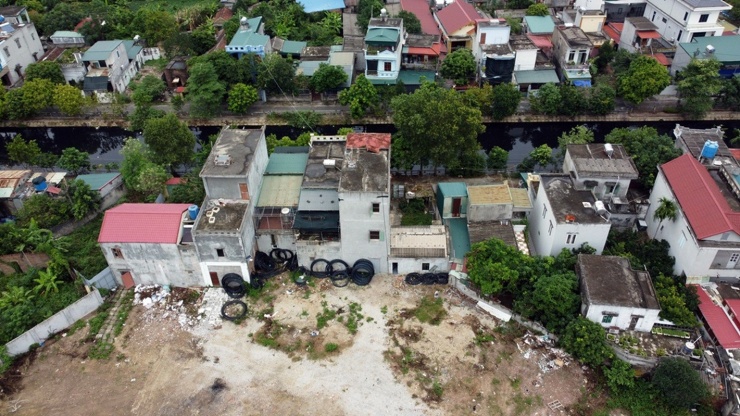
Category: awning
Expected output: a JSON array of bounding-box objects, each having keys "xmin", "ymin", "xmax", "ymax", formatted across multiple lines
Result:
[
  {"xmin": 293, "ymin": 210, "xmax": 340, "ymax": 231},
  {"xmin": 573, "ymin": 80, "xmax": 592, "ymax": 87},
  {"xmin": 637, "ymin": 31, "xmax": 661, "ymax": 39},
  {"xmin": 527, "ymin": 34, "xmax": 552, "ymax": 49},
  {"xmin": 514, "ymin": 69, "xmax": 559, "ymax": 84},
  {"xmin": 652, "ymin": 53, "xmax": 671, "ymax": 66},
  {"xmin": 46, "ymin": 186, "xmax": 62, "ymax": 195}
]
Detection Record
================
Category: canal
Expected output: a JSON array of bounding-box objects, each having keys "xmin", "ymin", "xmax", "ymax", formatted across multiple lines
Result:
[{"xmin": 1, "ymin": 120, "xmax": 739, "ymax": 167}]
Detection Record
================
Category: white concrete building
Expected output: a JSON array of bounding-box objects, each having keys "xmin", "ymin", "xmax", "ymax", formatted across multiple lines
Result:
[
  {"xmin": 648, "ymin": 153, "xmax": 740, "ymax": 282},
  {"xmin": 578, "ymin": 254, "xmax": 662, "ymax": 332},
  {"xmin": 81, "ymin": 39, "xmax": 154, "ymax": 97},
  {"xmin": 643, "ymin": 0, "xmax": 731, "ymax": 45},
  {"xmin": 527, "ymin": 174, "xmax": 612, "ymax": 256},
  {"xmin": 364, "ymin": 13, "xmax": 405, "ymax": 85},
  {"xmin": 474, "ymin": 19, "xmax": 513, "ymax": 85},
  {"xmin": 619, "ymin": 16, "xmax": 661, "ymax": 53},
  {"xmin": 389, "ymin": 225, "xmax": 448, "ymax": 274},
  {"xmin": 0, "ymin": 6, "xmax": 44, "ymax": 86}
]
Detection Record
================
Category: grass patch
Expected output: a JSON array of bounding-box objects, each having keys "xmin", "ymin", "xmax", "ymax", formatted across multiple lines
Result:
[
  {"xmin": 474, "ymin": 331, "xmax": 495, "ymax": 345},
  {"xmin": 324, "ymin": 343, "xmax": 339, "ymax": 353},
  {"xmin": 88, "ymin": 341, "xmax": 114, "ymax": 360},
  {"xmin": 381, "ymin": 305, "xmax": 388, "ymax": 314},
  {"xmin": 651, "ymin": 327, "xmax": 690, "ymax": 338},
  {"xmin": 316, "ymin": 301, "xmax": 337, "ymax": 329},
  {"xmin": 399, "ymin": 199, "xmax": 432, "ymax": 226},
  {"xmin": 510, "ymin": 393, "xmax": 542, "ymax": 416},
  {"xmin": 412, "ymin": 297, "xmax": 447, "ymax": 325},
  {"xmin": 61, "ymin": 215, "xmax": 107, "ymax": 278},
  {"xmin": 113, "ymin": 290, "xmax": 135, "ymax": 336},
  {"xmin": 510, "ymin": 377, "xmax": 521, "ymax": 389},
  {"xmin": 345, "ymin": 302, "xmax": 364, "ymax": 334},
  {"xmin": 87, "ymin": 312, "xmax": 109, "ymax": 339},
  {"xmin": 66, "ymin": 319, "xmax": 86, "ymax": 337}
]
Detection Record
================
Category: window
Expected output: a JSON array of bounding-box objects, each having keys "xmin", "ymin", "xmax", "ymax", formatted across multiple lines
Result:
[
  {"xmin": 699, "ymin": 14, "xmax": 709, "ymax": 22},
  {"xmin": 370, "ymin": 231, "xmax": 380, "ymax": 240},
  {"xmin": 3, "ymin": 47, "xmax": 8, "ymax": 57},
  {"xmin": 683, "ymin": 11, "xmax": 688, "ymax": 21},
  {"xmin": 384, "ymin": 62, "xmax": 391, "ymax": 71},
  {"xmin": 542, "ymin": 204, "xmax": 548, "ymax": 219},
  {"xmin": 216, "ymin": 248, "xmax": 225, "ymax": 257},
  {"xmin": 372, "ymin": 202, "xmax": 380, "ymax": 213},
  {"xmin": 31, "ymin": 32, "xmax": 35, "ymax": 40},
  {"xmin": 480, "ymin": 33, "xmax": 486, "ymax": 44},
  {"xmin": 567, "ymin": 50, "xmax": 575, "ymax": 62},
  {"xmin": 602, "ymin": 315, "xmax": 614, "ymax": 324},
  {"xmin": 651, "ymin": 11, "xmax": 656, "ymax": 21},
  {"xmin": 617, "ymin": 7, "xmax": 622, "ymax": 13},
  {"xmin": 677, "ymin": 30, "xmax": 682, "ymax": 41},
  {"xmin": 116, "ymin": 50, "xmax": 120, "ymax": 57},
  {"xmin": 111, "ymin": 248, "xmax": 123, "ymax": 259},
  {"xmin": 566, "ymin": 234, "xmax": 577, "ymax": 244},
  {"xmin": 15, "ymin": 39, "xmax": 20, "ymax": 49},
  {"xmin": 548, "ymin": 220, "xmax": 554, "ymax": 236},
  {"xmin": 422, "ymin": 263, "xmax": 430, "ymax": 271},
  {"xmin": 661, "ymin": 17, "xmax": 667, "ymax": 23}
]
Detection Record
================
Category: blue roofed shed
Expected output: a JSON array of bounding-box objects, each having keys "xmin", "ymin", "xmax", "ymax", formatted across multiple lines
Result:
[
  {"xmin": 226, "ymin": 16, "xmax": 271, "ymax": 58},
  {"xmin": 446, "ymin": 217, "xmax": 471, "ymax": 261},
  {"xmin": 437, "ymin": 182, "xmax": 468, "ymax": 219},
  {"xmin": 265, "ymin": 152, "xmax": 309, "ymax": 175},
  {"xmin": 524, "ymin": 16, "xmax": 555, "ymax": 35},
  {"xmin": 75, "ymin": 172, "xmax": 123, "ymax": 197},
  {"xmin": 297, "ymin": 0, "xmax": 345, "ymax": 13}
]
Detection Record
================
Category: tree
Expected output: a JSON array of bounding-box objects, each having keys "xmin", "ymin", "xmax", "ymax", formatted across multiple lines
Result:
[
  {"xmin": 143, "ymin": 113, "xmax": 196, "ymax": 168},
  {"xmin": 132, "ymin": 75, "xmax": 167, "ymax": 106},
  {"xmin": 588, "ymin": 83, "xmax": 616, "ymax": 115},
  {"xmin": 187, "ymin": 62, "xmax": 226, "ymax": 118},
  {"xmin": 391, "ymin": 81, "xmax": 485, "ymax": 172},
  {"xmin": 463, "ymin": 84, "xmax": 494, "ymax": 117},
  {"xmin": 397, "ymin": 10, "xmax": 421, "ymax": 34},
  {"xmin": 530, "ymin": 272, "xmax": 580, "ymax": 333},
  {"xmin": 131, "ymin": 8, "xmax": 178, "ymax": 45},
  {"xmin": 338, "ymin": 74, "xmax": 379, "ymax": 118},
  {"xmin": 617, "ymin": 55, "xmax": 671, "ymax": 105},
  {"xmin": 593, "ymin": 42, "xmax": 616, "ymax": 73},
  {"xmin": 191, "ymin": 20, "xmax": 217, "ymax": 55},
  {"xmin": 719, "ymin": 76, "xmax": 740, "ymax": 111},
  {"xmin": 309, "ymin": 63, "xmax": 348, "ymax": 93},
  {"xmin": 529, "ymin": 83, "xmax": 560, "ymax": 115},
  {"xmin": 603, "ymin": 359, "xmax": 635, "ymax": 393},
  {"xmin": 440, "ymin": 48, "xmax": 476, "ymax": 85},
  {"xmin": 652, "ymin": 357, "xmax": 708, "ymax": 410},
  {"xmin": 120, "ymin": 138, "xmax": 152, "ymax": 190},
  {"xmin": 528, "ymin": 144, "xmax": 553, "ymax": 169},
  {"xmin": 7, "ymin": 78, "xmax": 54, "ymax": 119},
  {"xmin": 654, "ymin": 274, "xmax": 698, "ymax": 327},
  {"xmin": 228, "ymin": 83, "xmax": 259, "ymax": 114},
  {"xmin": 169, "ymin": 171, "xmax": 205, "ymax": 204},
  {"xmin": 653, "ymin": 197, "xmax": 677, "ymax": 239},
  {"xmin": 15, "ymin": 194, "xmax": 71, "ymax": 228},
  {"xmin": 257, "ymin": 54, "xmax": 297, "ymax": 95},
  {"xmin": 557, "ymin": 125, "xmax": 594, "ymax": 160},
  {"xmin": 605, "ymin": 126, "xmax": 682, "ymax": 187},
  {"xmin": 25, "ymin": 61, "xmax": 65, "ymax": 84},
  {"xmin": 558, "ymin": 84, "xmax": 587, "ymax": 117},
  {"xmin": 491, "ymin": 83, "xmax": 521, "ymax": 120},
  {"xmin": 57, "ymin": 148, "xmax": 90, "ymax": 175},
  {"xmin": 612, "ymin": 49, "xmax": 638, "ymax": 74},
  {"xmin": 677, "ymin": 58, "xmax": 722, "ymax": 119},
  {"xmin": 0, "ymin": 286, "xmax": 34, "ymax": 310},
  {"xmin": 488, "ymin": 146, "xmax": 509, "ymax": 171},
  {"xmin": 525, "ymin": 3, "xmax": 549, "ymax": 15},
  {"xmin": 136, "ymin": 164, "xmax": 170, "ymax": 197},
  {"xmin": 53, "ymin": 84, "xmax": 86, "ymax": 116},
  {"xmin": 357, "ymin": 0, "xmax": 385, "ymax": 32},
  {"xmin": 466, "ymin": 238, "xmax": 528, "ymax": 295},
  {"xmin": 33, "ymin": 268, "xmax": 61, "ymax": 296},
  {"xmin": 560, "ymin": 316, "xmax": 612, "ymax": 367},
  {"xmin": 66, "ymin": 179, "xmax": 100, "ymax": 220},
  {"xmin": 6, "ymin": 136, "xmax": 41, "ymax": 166}
]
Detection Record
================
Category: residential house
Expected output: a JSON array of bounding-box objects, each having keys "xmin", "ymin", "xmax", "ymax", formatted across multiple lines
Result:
[
  {"xmin": 511, "ymin": 34, "xmax": 559, "ymax": 94},
  {"xmin": 400, "ymin": 0, "xmax": 447, "ymax": 55},
  {"xmin": 75, "ymin": 172, "xmax": 124, "ymax": 209},
  {"xmin": 552, "ymin": 25, "xmax": 593, "ymax": 86},
  {"xmin": 254, "ymin": 148, "xmax": 309, "ymax": 253},
  {"xmin": 643, "ymin": 0, "xmax": 731, "ymax": 45},
  {"xmin": 98, "ymin": 203, "xmax": 202, "ymax": 288},
  {"xmin": 297, "ymin": 47, "xmax": 354, "ymax": 89},
  {"xmin": 193, "ymin": 127, "xmax": 269, "ymax": 286},
  {"xmin": 604, "ymin": 1, "xmax": 647, "ymax": 23},
  {"xmin": 0, "ymin": 6, "xmax": 44, "ymax": 86},
  {"xmin": 671, "ymin": 35, "xmax": 740, "ymax": 77},
  {"xmin": 436, "ymin": 182, "xmax": 470, "ymax": 264},
  {"xmin": 527, "ymin": 174, "xmax": 611, "ymax": 256},
  {"xmin": 163, "ymin": 56, "xmax": 189, "ymax": 89},
  {"xmin": 674, "ymin": 124, "xmax": 728, "ymax": 163},
  {"xmin": 364, "ymin": 12, "xmax": 405, "ymax": 85},
  {"xmin": 81, "ymin": 39, "xmax": 147, "ymax": 96},
  {"xmin": 619, "ymin": 16, "xmax": 662, "ymax": 52},
  {"xmin": 474, "ymin": 19, "xmax": 515, "ymax": 85},
  {"xmin": 0, "ymin": 170, "xmax": 66, "ymax": 215},
  {"xmin": 212, "ymin": 7, "xmax": 233, "ymax": 30},
  {"xmin": 226, "ymin": 16, "xmax": 271, "ymax": 58},
  {"xmin": 271, "ymin": 37, "xmax": 307, "ymax": 60},
  {"xmin": 647, "ymin": 153, "xmax": 740, "ymax": 281},
  {"xmin": 562, "ymin": 8, "xmax": 608, "ymax": 49},
  {"xmin": 50, "ymin": 31, "xmax": 85, "ymax": 47},
  {"xmin": 296, "ymin": 0, "xmax": 345, "ymax": 13},
  {"xmin": 695, "ymin": 284, "xmax": 740, "ymax": 350},
  {"xmin": 602, "ymin": 22, "xmax": 624, "ymax": 44},
  {"xmin": 466, "ymin": 183, "xmax": 532, "ymax": 223},
  {"xmin": 402, "ymin": 34, "xmax": 441, "ymax": 72},
  {"xmin": 434, "ymin": 0, "xmax": 482, "ymax": 52},
  {"xmin": 523, "ymin": 15, "xmax": 556, "ymax": 58},
  {"xmin": 577, "ymin": 254, "xmax": 661, "ymax": 332},
  {"xmin": 389, "ymin": 225, "xmax": 449, "ymax": 274}
]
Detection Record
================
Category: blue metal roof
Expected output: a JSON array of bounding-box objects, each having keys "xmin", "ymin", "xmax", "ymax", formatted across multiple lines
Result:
[
  {"xmin": 297, "ymin": 0, "xmax": 346, "ymax": 13},
  {"xmin": 265, "ymin": 152, "xmax": 309, "ymax": 175},
  {"xmin": 438, "ymin": 182, "xmax": 467, "ymax": 198},
  {"xmin": 446, "ymin": 218, "xmax": 471, "ymax": 260}
]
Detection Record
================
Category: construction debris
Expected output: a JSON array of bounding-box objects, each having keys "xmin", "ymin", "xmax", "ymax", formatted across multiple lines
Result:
[{"xmin": 517, "ymin": 331, "xmax": 572, "ymax": 374}]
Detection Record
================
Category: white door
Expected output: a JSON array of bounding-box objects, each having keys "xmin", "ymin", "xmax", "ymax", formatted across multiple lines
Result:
[{"xmin": 728, "ymin": 253, "xmax": 740, "ymax": 269}]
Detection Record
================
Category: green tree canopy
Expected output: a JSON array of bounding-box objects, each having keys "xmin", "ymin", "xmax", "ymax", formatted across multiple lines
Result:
[
  {"xmin": 6, "ymin": 136, "xmax": 41, "ymax": 166},
  {"xmin": 466, "ymin": 238, "xmax": 528, "ymax": 295},
  {"xmin": 603, "ymin": 358, "xmax": 636, "ymax": 393},
  {"xmin": 187, "ymin": 62, "xmax": 226, "ymax": 118},
  {"xmin": 557, "ymin": 125, "xmax": 594, "ymax": 160},
  {"xmin": 487, "ymin": 146, "xmax": 509, "ymax": 171},
  {"xmin": 309, "ymin": 63, "xmax": 348, "ymax": 93},
  {"xmin": 131, "ymin": 8, "xmax": 178, "ymax": 45},
  {"xmin": 617, "ymin": 55, "xmax": 671, "ymax": 105},
  {"xmin": 719, "ymin": 76, "xmax": 740, "ymax": 111},
  {"xmin": 132, "ymin": 75, "xmax": 167, "ymax": 106},
  {"xmin": 529, "ymin": 83, "xmax": 560, "ymax": 115},
  {"xmin": 652, "ymin": 357, "xmax": 708, "ymax": 410},
  {"xmin": 191, "ymin": 20, "xmax": 217, "ymax": 55},
  {"xmin": 339, "ymin": 74, "xmax": 380, "ymax": 118},
  {"xmin": 525, "ymin": 3, "xmax": 549, "ymax": 15},
  {"xmin": 397, "ymin": 10, "xmax": 421, "ymax": 34},
  {"xmin": 604, "ymin": 126, "xmax": 681, "ymax": 187},
  {"xmin": 463, "ymin": 84, "xmax": 494, "ymax": 117},
  {"xmin": 491, "ymin": 83, "xmax": 521, "ymax": 120},
  {"xmin": 228, "ymin": 83, "xmax": 259, "ymax": 114},
  {"xmin": 530, "ymin": 272, "xmax": 581, "ymax": 333},
  {"xmin": 120, "ymin": 138, "xmax": 152, "ymax": 190},
  {"xmin": 560, "ymin": 316, "xmax": 612, "ymax": 367},
  {"xmin": 136, "ymin": 164, "xmax": 170, "ymax": 197},
  {"xmin": 440, "ymin": 48, "xmax": 476, "ymax": 85},
  {"xmin": 66, "ymin": 179, "xmax": 100, "ymax": 220},
  {"xmin": 588, "ymin": 83, "xmax": 616, "ymax": 115},
  {"xmin": 258, "ymin": 54, "xmax": 297, "ymax": 95},
  {"xmin": 390, "ymin": 81, "xmax": 485, "ymax": 171},
  {"xmin": 25, "ymin": 61, "xmax": 65, "ymax": 84},
  {"xmin": 357, "ymin": 0, "xmax": 385, "ymax": 32},
  {"xmin": 654, "ymin": 275, "xmax": 698, "ymax": 327},
  {"xmin": 15, "ymin": 194, "xmax": 71, "ymax": 228},
  {"xmin": 53, "ymin": 84, "xmax": 87, "ymax": 117},
  {"xmin": 7, "ymin": 78, "xmax": 54, "ymax": 119},
  {"xmin": 143, "ymin": 113, "xmax": 196, "ymax": 168},
  {"xmin": 677, "ymin": 58, "xmax": 722, "ymax": 119},
  {"xmin": 558, "ymin": 84, "xmax": 587, "ymax": 117},
  {"xmin": 57, "ymin": 148, "xmax": 90, "ymax": 175}
]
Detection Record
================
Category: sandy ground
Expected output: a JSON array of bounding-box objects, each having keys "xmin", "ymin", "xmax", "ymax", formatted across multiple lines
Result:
[{"xmin": 1, "ymin": 274, "xmax": 595, "ymax": 416}]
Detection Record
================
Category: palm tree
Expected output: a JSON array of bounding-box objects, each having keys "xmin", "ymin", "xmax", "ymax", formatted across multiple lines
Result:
[
  {"xmin": 653, "ymin": 197, "xmax": 678, "ymax": 239},
  {"xmin": 33, "ymin": 268, "xmax": 61, "ymax": 296}
]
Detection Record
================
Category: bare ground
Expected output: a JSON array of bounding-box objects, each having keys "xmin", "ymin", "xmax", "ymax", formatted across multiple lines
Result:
[{"xmin": 1, "ymin": 274, "xmax": 600, "ymax": 416}]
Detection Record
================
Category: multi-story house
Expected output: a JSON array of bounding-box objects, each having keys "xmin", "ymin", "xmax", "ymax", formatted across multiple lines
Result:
[
  {"xmin": 434, "ymin": 0, "xmax": 482, "ymax": 52},
  {"xmin": 552, "ymin": 25, "xmax": 593, "ymax": 86},
  {"xmin": 618, "ymin": 16, "xmax": 662, "ymax": 53},
  {"xmin": 226, "ymin": 16, "xmax": 271, "ymax": 58},
  {"xmin": 0, "ymin": 5, "xmax": 44, "ymax": 86},
  {"xmin": 81, "ymin": 39, "xmax": 149, "ymax": 96},
  {"xmin": 364, "ymin": 11, "xmax": 405, "ymax": 85},
  {"xmin": 193, "ymin": 127, "xmax": 268, "ymax": 286},
  {"xmin": 603, "ymin": 1, "xmax": 647, "ymax": 23},
  {"xmin": 511, "ymin": 34, "xmax": 559, "ymax": 95},
  {"xmin": 474, "ymin": 19, "xmax": 515, "ymax": 85},
  {"xmin": 643, "ymin": 0, "xmax": 731, "ymax": 45},
  {"xmin": 671, "ymin": 35, "xmax": 740, "ymax": 77}
]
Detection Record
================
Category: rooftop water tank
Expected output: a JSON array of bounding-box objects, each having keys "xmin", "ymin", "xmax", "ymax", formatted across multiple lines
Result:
[
  {"xmin": 32, "ymin": 176, "xmax": 47, "ymax": 192},
  {"xmin": 594, "ymin": 200, "xmax": 607, "ymax": 215},
  {"xmin": 701, "ymin": 140, "xmax": 719, "ymax": 160},
  {"xmin": 604, "ymin": 143, "xmax": 614, "ymax": 158},
  {"xmin": 682, "ymin": 341, "xmax": 696, "ymax": 355},
  {"xmin": 188, "ymin": 205, "xmax": 199, "ymax": 220}
]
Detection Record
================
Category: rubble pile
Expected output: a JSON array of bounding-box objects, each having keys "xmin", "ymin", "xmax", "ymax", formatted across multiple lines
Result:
[
  {"xmin": 190, "ymin": 288, "xmax": 231, "ymax": 336},
  {"xmin": 516, "ymin": 332, "xmax": 572, "ymax": 374},
  {"xmin": 133, "ymin": 284, "xmax": 209, "ymax": 330}
]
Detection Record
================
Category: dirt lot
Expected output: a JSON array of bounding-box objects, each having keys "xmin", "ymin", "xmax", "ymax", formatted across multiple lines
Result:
[{"xmin": 1, "ymin": 274, "xmax": 597, "ymax": 416}]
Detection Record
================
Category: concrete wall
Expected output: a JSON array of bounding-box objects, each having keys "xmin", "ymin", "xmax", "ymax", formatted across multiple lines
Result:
[
  {"xmin": 194, "ymin": 233, "xmax": 247, "ymax": 262},
  {"xmin": 583, "ymin": 302, "xmax": 661, "ymax": 332},
  {"xmin": 441, "ymin": 196, "xmax": 468, "ymax": 219},
  {"xmin": 98, "ymin": 174, "xmax": 123, "ymax": 198},
  {"xmin": 298, "ymin": 188, "xmax": 340, "ymax": 211},
  {"xmin": 339, "ymin": 191, "xmax": 390, "ymax": 273},
  {"xmin": 101, "ymin": 242, "xmax": 202, "ymax": 287},
  {"xmin": 61, "ymin": 63, "xmax": 86, "ymax": 84},
  {"xmin": 4, "ymin": 289, "xmax": 104, "ymax": 356},
  {"xmin": 670, "ymin": 45, "xmax": 692, "ymax": 75},
  {"xmin": 1, "ymin": 24, "xmax": 45, "ymax": 85},
  {"xmin": 514, "ymin": 48, "xmax": 537, "ymax": 72},
  {"xmin": 295, "ymin": 240, "xmax": 342, "ymax": 269},
  {"xmin": 468, "ymin": 202, "xmax": 512, "ymax": 222},
  {"xmin": 256, "ymin": 232, "xmax": 296, "ymax": 253},
  {"xmin": 563, "ymin": 150, "xmax": 632, "ymax": 199},
  {"xmin": 389, "ymin": 257, "xmax": 449, "ymax": 275},
  {"xmin": 82, "ymin": 266, "xmax": 118, "ymax": 290}
]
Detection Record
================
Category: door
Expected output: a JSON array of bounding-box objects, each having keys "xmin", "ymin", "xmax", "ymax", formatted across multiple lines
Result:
[
  {"xmin": 121, "ymin": 271, "xmax": 135, "ymax": 289},
  {"xmin": 239, "ymin": 183, "xmax": 249, "ymax": 200},
  {"xmin": 210, "ymin": 272, "xmax": 220, "ymax": 286},
  {"xmin": 451, "ymin": 198, "xmax": 462, "ymax": 217},
  {"xmin": 629, "ymin": 315, "xmax": 641, "ymax": 331},
  {"xmin": 392, "ymin": 262, "xmax": 398, "ymax": 274},
  {"xmin": 728, "ymin": 253, "xmax": 740, "ymax": 269}
]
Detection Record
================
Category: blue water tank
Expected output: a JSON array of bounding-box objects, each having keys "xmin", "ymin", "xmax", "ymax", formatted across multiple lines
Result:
[
  {"xmin": 188, "ymin": 205, "xmax": 199, "ymax": 220},
  {"xmin": 0, "ymin": 16, "xmax": 5, "ymax": 24},
  {"xmin": 701, "ymin": 140, "xmax": 719, "ymax": 159},
  {"xmin": 32, "ymin": 176, "xmax": 47, "ymax": 192}
]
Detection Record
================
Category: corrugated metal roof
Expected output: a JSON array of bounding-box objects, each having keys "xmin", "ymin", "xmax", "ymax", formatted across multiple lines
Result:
[
  {"xmin": 365, "ymin": 28, "xmax": 400, "ymax": 43},
  {"xmin": 524, "ymin": 16, "xmax": 555, "ymax": 35},
  {"xmin": 446, "ymin": 217, "xmax": 471, "ymax": 260},
  {"xmin": 122, "ymin": 40, "xmax": 143, "ymax": 60},
  {"xmin": 98, "ymin": 203, "xmax": 190, "ymax": 244},
  {"xmin": 51, "ymin": 30, "xmax": 83, "ymax": 38},
  {"xmin": 76, "ymin": 172, "xmax": 121, "ymax": 190},
  {"xmin": 82, "ymin": 40, "xmax": 122, "ymax": 61},
  {"xmin": 83, "ymin": 76, "xmax": 109, "ymax": 91},
  {"xmin": 281, "ymin": 40, "xmax": 307, "ymax": 55},
  {"xmin": 696, "ymin": 285, "xmax": 740, "ymax": 349},
  {"xmin": 256, "ymin": 175, "xmax": 303, "ymax": 207},
  {"xmin": 679, "ymin": 35, "xmax": 740, "ymax": 65},
  {"xmin": 661, "ymin": 153, "xmax": 740, "ymax": 239},
  {"xmin": 265, "ymin": 152, "xmax": 309, "ymax": 175},
  {"xmin": 297, "ymin": 0, "xmax": 345, "ymax": 13},
  {"xmin": 514, "ymin": 69, "xmax": 559, "ymax": 84},
  {"xmin": 438, "ymin": 182, "xmax": 467, "ymax": 198}
]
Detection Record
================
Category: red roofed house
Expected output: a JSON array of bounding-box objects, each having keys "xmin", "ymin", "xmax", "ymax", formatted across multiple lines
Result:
[
  {"xmin": 648, "ymin": 153, "xmax": 740, "ymax": 281},
  {"xmin": 434, "ymin": 0, "xmax": 482, "ymax": 52},
  {"xmin": 98, "ymin": 203, "xmax": 202, "ymax": 288},
  {"xmin": 695, "ymin": 285, "xmax": 740, "ymax": 350}
]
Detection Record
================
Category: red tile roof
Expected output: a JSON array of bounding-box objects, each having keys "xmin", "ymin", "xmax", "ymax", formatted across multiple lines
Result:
[
  {"xmin": 346, "ymin": 133, "xmax": 391, "ymax": 153},
  {"xmin": 401, "ymin": 0, "xmax": 441, "ymax": 36},
  {"xmin": 652, "ymin": 52, "xmax": 671, "ymax": 66},
  {"xmin": 46, "ymin": 186, "xmax": 62, "ymax": 195},
  {"xmin": 213, "ymin": 7, "xmax": 234, "ymax": 24},
  {"xmin": 437, "ymin": 0, "xmax": 480, "ymax": 35},
  {"xmin": 526, "ymin": 34, "xmax": 552, "ymax": 49},
  {"xmin": 727, "ymin": 298, "xmax": 740, "ymax": 328},
  {"xmin": 165, "ymin": 177, "xmax": 185, "ymax": 185},
  {"xmin": 98, "ymin": 203, "xmax": 191, "ymax": 244},
  {"xmin": 695, "ymin": 286, "xmax": 740, "ymax": 349},
  {"xmin": 731, "ymin": 149, "xmax": 740, "ymax": 161},
  {"xmin": 637, "ymin": 30, "xmax": 661, "ymax": 39},
  {"xmin": 661, "ymin": 154, "xmax": 740, "ymax": 239},
  {"xmin": 602, "ymin": 23, "xmax": 623, "ymax": 43}
]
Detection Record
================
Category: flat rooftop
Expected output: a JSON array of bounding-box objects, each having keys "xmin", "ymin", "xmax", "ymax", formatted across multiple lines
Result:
[
  {"xmin": 194, "ymin": 201, "xmax": 249, "ymax": 233},
  {"xmin": 626, "ymin": 16, "xmax": 658, "ymax": 31},
  {"xmin": 578, "ymin": 254, "xmax": 661, "ymax": 310},
  {"xmin": 567, "ymin": 143, "xmax": 639, "ymax": 179},
  {"xmin": 541, "ymin": 175, "xmax": 610, "ymax": 225},
  {"xmin": 406, "ymin": 33, "xmax": 436, "ymax": 48},
  {"xmin": 509, "ymin": 34, "xmax": 536, "ymax": 50},
  {"xmin": 339, "ymin": 133, "xmax": 391, "ymax": 193},
  {"xmin": 200, "ymin": 128, "xmax": 263, "ymax": 177},
  {"xmin": 481, "ymin": 43, "xmax": 513, "ymax": 55},
  {"xmin": 557, "ymin": 26, "xmax": 592, "ymax": 48},
  {"xmin": 390, "ymin": 225, "xmax": 447, "ymax": 258},
  {"xmin": 468, "ymin": 184, "xmax": 512, "ymax": 205},
  {"xmin": 674, "ymin": 124, "xmax": 730, "ymax": 160},
  {"xmin": 303, "ymin": 138, "xmax": 346, "ymax": 189},
  {"xmin": 368, "ymin": 17, "xmax": 403, "ymax": 28},
  {"xmin": 468, "ymin": 221, "xmax": 517, "ymax": 248}
]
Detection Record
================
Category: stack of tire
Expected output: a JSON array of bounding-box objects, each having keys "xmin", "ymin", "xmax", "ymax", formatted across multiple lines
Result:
[
  {"xmin": 404, "ymin": 271, "xmax": 449, "ymax": 286},
  {"xmin": 296, "ymin": 258, "xmax": 375, "ymax": 287},
  {"xmin": 351, "ymin": 259, "xmax": 375, "ymax": 286},
  {"xmin": 221, "ymin": 273, "xmax": 248, "ymax": 321}
]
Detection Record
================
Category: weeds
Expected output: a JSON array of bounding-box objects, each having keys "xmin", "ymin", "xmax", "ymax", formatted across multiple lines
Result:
[
  {"xmin": 412, "ymin": 297, "xmax": 447, "ymax": 325},
  {"xmin": 316, "ymin": 301, "xmax": 337, "ymax": 329},
  {"xmin": 88, "ymin": 341, "xmax": 114, "ymax": 360},
  {"xmin": 381, "ymin": 305, "xmax": 388, "ymax": 314},
  {"xmin": 113, "ymin": 290, "xmax": 135, "ymax": 336},
  {"xmin": 325, "ymin": 343, "xmax": 339, "ymax": 353},
  {"xmin": 66, "ymin": 319, "xmax": 86, "ymax": 336}
]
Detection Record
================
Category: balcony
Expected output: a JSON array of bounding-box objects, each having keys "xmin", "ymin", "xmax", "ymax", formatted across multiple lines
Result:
[{"xmin": 365, "ymin": 44, "xmax": 396, "ymax": 55}]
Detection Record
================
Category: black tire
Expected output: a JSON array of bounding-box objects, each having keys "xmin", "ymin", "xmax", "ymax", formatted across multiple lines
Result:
[
  {"xmin": 435, "ymin": 273, "xmax": 449, "ymax": 285},
  {"xmin": 330, "ymin": 259, "xmax": 350, "ymax": 273},
  {"xmin": 255, "ymin": 251, "xmax": 277, "ymax": 272},
  {"xmin": 310, "ymin": 258, "xmax": 332, "ymax": 278},
  {"xmin": 330, "ymin": 270, "xmax": 350, "ymax": 288},
  {"xmin": 221, "ymin": 300, "xmax": 248, "ymax": 321},
  {"xmin": 405, "ymin": 273, "xmax": 422, "ymax": 285},
  {"xmin": 351, "ymin": 259, "xmax": 375, "ymax": 286},
  {"xmin": 270, "ymin": 248, "xmax": 294, "ymax": 263},
  {"xmin": 222, "ymin": 273, "xmax": 246, "ymax": 298},
  {"xmin": 421, "ymin": 273, "xmax": 436, "ymax": 285},
  {"xmin": 250, "ymin": 277, "xmax": 265, "ymax": 289}
]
